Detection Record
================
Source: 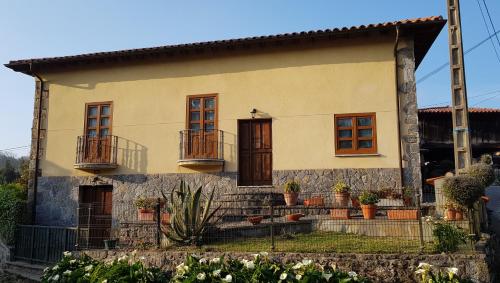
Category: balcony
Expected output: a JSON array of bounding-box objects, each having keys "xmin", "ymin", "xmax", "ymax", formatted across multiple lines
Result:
[
  {"xmin": 74, "ymin": 135, "xmax": 118, "ymax": 170},
  {"xmin": 178, "ymin": 129, "xmax": 224, "ymax": 167}
]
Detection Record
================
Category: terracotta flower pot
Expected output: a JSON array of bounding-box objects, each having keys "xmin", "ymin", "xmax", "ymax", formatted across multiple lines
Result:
[
  {"xmin": 387, "ymin": 209, "xmax": 418, "ymax": 220},
  {"xmin": 330, "ymin": 209, "xmax": 350, "ymax": 220},
  {"xmin": 161, "ymin": 212, "xmax": 171, "ymax": 225},
  {"xmin": 455, "ymin": 210, "xmax": 464, "ymax": 221},
  {"xmin": 284, "ymin": 192, "xmax": 299, "ymax": 206},
  {"xmin": 286, "ymin": 213, "xmax": 305, "ymax": 221},
  {"xmin": 335, "ymin": 192, "xmax": 350, "ymax": 207},
  {"xmin": 247, "ymin": 216, "xmax": 263, "ymax": 225},
  {"xmin": 138, "ymin": 209, "xmax": 155, "ymax": 221},
  {"xmin": 304, "ymin": 196, "xmax": 325, "ymax": 207},
  {"xmin": 446, "ymin": 208, "xmax": 457, "ymax": 221},
  {"xmin": 361, "ymin": 204, "xmax": 377, "ymax": 220}
]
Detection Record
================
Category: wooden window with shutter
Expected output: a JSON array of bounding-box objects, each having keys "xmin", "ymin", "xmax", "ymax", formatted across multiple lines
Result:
[{"xmin": 334, "ymin": 113, "xmax": 377, "ymax": 155}]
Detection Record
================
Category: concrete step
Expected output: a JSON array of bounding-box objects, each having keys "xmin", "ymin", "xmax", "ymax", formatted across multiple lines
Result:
[{"xmin": 4, "ymin": 261, "xmax": 46, "ymax": 282}]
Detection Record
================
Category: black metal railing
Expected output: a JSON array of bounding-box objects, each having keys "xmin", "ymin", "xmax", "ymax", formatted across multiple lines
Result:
[
  {"xmin": 179, "ymin": 129, "xmax": 224, "ymax": 160},
  {"xmin": 75, "ymin": 135, "xmax": 118, "ymax": 165},
  {"xmin": 14, "ymin": 225, "xmax": 78, "ymax": 264}
]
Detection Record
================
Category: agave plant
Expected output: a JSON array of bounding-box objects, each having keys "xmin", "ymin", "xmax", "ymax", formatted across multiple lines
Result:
[{"xmin": 162, "ymin": 181, "xmax": 221, "ymax": 246}]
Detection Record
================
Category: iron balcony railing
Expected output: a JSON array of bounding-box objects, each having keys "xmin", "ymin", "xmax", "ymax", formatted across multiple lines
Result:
[
  {"xmin": 75, "ymin": 135, "xmax": 118, "ymax": 166},
  {"xmin": 179, "ymin": 129, "xmax": 224, "ymax": 161}
]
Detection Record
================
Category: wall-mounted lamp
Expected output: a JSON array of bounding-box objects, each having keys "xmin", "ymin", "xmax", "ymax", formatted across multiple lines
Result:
[{"xmin": 250, "ymin": 108, "xmax": 257, "ymax": 119}]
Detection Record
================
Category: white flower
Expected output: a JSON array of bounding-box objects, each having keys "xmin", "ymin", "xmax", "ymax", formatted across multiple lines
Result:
[
  {"xmin": 348, "ymin": 271, "xmax": 358, "ymax": 278},
  {"xmin": 212, "ymin": 269, "xmax": 221, "ymax": 277},
  {"xmin": 63, "ymin": 251, "xmax": 71, "ymax": 257},
  {"xmin": 417, "ymin": 262, "xmax": 432, "ymax": 269},
  {"xmin": 415, "ymin": 269, "xmax": 426, "ymax": 274},
  {"xmin": 197, "ymin": 272, "xmax": 206, "ymax": 281},
  {"xmin": 131, "ymin": 250, "xmax": 137, "ymax": 256},
  {"xmin": 252, "ymin": 253, "xmax": 260, "ymax": 259},
  {"xmin": 260, "ymin": 251, "xmax": 269, "ymax": 257},
  {"xmin": 292, "ymin": 262, "xmax": 304, "ymax": 270},
  {"xmin": 102, "ymin": 280, "xmax": 107, "ymax": 283},
  {"xmin": 222, "ymin": 274, "xmax": 233, "ymax": 282},
  {"xmin": 447, "ymin": 267, "xmax": 458, "ymax": 275},
  {"xmin": 52, "ymin": 274, "xmax": 60, "ymax": 281},
  {"xmin": 211, "ymin": 257, "xmax": 221, "ymax": 264},
  {"xmin": 140, "ymin": 256, "xmax": 146, "ymax": 260},
  {"xmin": 322, "ymin": 272, "xmax": 333, "ymax": 281},
  {"xmin": 280, "ymin": 272, "xmax": 288, "ymax": 280},
  {"xmin": 52, "ymin": 265, "xmax": 59, "ymax": 271},
  {"xmin": 85, "ymin": 273, "xmax": 90, "ymax": 277},
  {"xmin": 118, "ymin": 255, "xmax": 128, "ymax": 262},
  {"xmin": 199, "ymin": 258, "xmax": 207, "ymax": 264},
  {"xmin": 63, "ymin": 270, "xmax": 71, "ymax": 276},
  {"xmin": 302, "ymin": 259, "xmax": 313, "ymax": 266},
  {"xmin": 85, "ymin": 265, "xmax": 93, "ymax": 271},
  {"xmin": 330, "ymin": 263, "xmax": 337, "ymax": 271},
  {"xmin": 245, "ymin": 261, "xmax": 255, "ymax": 269},
  {"xmin": 69, "ymin": 259, "xmax": 76, "ymax": 264},
  {"xmin": 43, "ymin": 267, "xmax": 49, "ymax": 273},
  {"xmin": 296, "ymin": 274, "xmax": 302, "ymax": 280},
  {"xmin": 176, "ymin": 263, "xmax": 189, "ymax": 276}
]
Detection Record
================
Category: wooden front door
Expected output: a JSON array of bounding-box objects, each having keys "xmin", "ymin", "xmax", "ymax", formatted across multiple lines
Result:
[
  {"xmin": 79, "ymin": 186, "xmax": 112, "ymax": 248},
  {"xmin": 238, "ymin": 119, "xmax": 272, "ymax": 186},
  {"xmin": 84, "ymin": 103, "xmax": 113, "ymax": 163}
]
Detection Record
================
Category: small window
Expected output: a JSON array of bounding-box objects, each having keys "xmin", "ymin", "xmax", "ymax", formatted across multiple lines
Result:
[
  {"xmin": 334, "ymin": 113, "xmax": 377, "ymax": 154},
  {"xmin": 85, "ymin": 102, "xmax": 112, "ymax": 137},
  {"xmin": 186, "ymin": 95, "xmax": 217, "ymax": 131}
]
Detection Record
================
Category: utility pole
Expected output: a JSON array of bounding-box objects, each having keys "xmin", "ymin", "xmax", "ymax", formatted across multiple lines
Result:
[{"xmin": 446, "ymin": 0, "xmax": 472, "ymax": 173}]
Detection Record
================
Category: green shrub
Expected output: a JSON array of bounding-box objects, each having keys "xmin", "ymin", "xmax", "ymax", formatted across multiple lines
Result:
[
  {"xmin": 284, "ymin": 180, "xmax": 301, "ymax": 193},
  {"xmin": 467, "ymin": 163, "xmax": 495, "ymax": 189},
  {"xmin": 425, "ymin": 218, "xmax": 468, "ymax": 253},
  {"xmin": 358, "ymin": 190, "xmax": 380, "ymax": 205},
  {"xmin": 0, "ymin": 183, "xmax": 26, "ymax": 244},
  {"xmin": 442, "ymin": 175, "xmax": 483, "ymax": 208},
  {"xmin": 41, "ymin": 251, "xmax": 170, "ymax": 283},
  {"xmin": 135, "ymin": 197, "xmax": 156, "ymax": 210},
  {"xmin": 479, "ymin": 154, "xmax": 492, "ymax": 165}
]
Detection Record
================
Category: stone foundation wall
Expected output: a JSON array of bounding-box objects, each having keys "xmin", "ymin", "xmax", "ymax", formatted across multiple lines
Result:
[
  {"xmin": 82, "ymin": 249, "xmax": 493, "ymax": 283},
  {"xmin": 36, "ymin": 168, "xmax": 400, "ymax": 226}
]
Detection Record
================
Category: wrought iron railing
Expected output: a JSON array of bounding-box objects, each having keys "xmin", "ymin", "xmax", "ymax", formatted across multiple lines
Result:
[
  {"xmin": 179, "ymin": 129, "xmax": 224, "ymax": 160},
  {"xmin": 75, "ymin": 135, "xmax": 118, "ymax": 165}
]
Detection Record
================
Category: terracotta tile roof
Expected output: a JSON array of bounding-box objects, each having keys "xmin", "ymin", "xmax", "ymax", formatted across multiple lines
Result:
[
  {"xmin": 419, "ymin": 106, "xmax": 500, "ymax": 114},
  {"xmin": 5, "ymin": 16, "xmax": 445, "ymax": 75}
]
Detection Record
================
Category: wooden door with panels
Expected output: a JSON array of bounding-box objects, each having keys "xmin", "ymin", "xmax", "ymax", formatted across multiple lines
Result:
[
  {"xmin": 79, "ymin": 185, "xmax": 112, "ymax": 248},
  {"xmin": 84, "ymin": 102, "xmax": 113, "ymax": 163},
  {"xmin": 238, "ymin": 119, "xmax": 273, "ymax": 186},
  {"xmin": 185, "ymin": 95, "xmax": 218, "ymax": 159}
]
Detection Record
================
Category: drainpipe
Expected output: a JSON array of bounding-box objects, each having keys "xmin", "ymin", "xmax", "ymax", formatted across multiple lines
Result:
[
  {"xmin": 29, "ymin": 63, "xmax": 44, "ymax": 224},
  {"xmin": 393, "ymin": 25, "xmax": 405, "ymax": 188}
]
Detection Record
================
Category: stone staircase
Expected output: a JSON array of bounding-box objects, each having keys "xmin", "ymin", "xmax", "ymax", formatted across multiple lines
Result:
[
  {"xmin": 3, "ymin": 261, "xmax": 46, "ymax": 282},
  {"xmin": 217, "ymin": 186, "xmax": 285, "ymax": 222}
]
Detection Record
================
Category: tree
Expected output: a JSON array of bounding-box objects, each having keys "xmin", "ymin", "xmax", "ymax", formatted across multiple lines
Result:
[{"xmin": 0, "ymin": 160, "xmax": 19, "ymax": 185}]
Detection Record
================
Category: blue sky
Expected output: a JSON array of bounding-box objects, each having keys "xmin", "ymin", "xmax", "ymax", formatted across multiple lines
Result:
[{"xmin": 1, "ymin": 0, "xmax": 500, "ymax": 157}]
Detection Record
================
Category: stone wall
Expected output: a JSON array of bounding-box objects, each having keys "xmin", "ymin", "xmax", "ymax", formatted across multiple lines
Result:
[
  {"xmin": 35, "ymin": 168, "xmax": 400, "ymax": 226},
  {"xmin": 82, "ymin": 249, "xmax": 493, "ymax": 283},
  {"xmin": 397, "ymin": 39, "xmax": 422, "ymax": 191}
]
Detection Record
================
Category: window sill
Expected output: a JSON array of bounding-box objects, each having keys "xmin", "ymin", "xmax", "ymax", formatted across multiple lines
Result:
[{"xmin": 335, "ymin": 153, "xmax": 381, "ymax": 157}]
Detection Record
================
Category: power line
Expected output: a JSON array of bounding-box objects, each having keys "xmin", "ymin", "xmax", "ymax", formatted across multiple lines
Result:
[
  {"xmin": 482, "ymin": 0, "xmax": 500, "ymax": 51},
  {"xmin": 471, "ymin": 92, "xmax": 500, "ymax": 106},
  {"xmin": 476, "ymin": 0, "xmax": 500, "ymax": 63},
  {"xmin": 420, "ymin": 89, "xmax": 500, "ymax": 108},
  {"xmin": 417, "ymin": 29, "xmax": 500, "ymax": 84}
]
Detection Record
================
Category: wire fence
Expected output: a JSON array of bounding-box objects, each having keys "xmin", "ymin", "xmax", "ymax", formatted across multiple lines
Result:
[{"xmin": 105, "ymin": 186, "xmax": 479, "ymax": 254}]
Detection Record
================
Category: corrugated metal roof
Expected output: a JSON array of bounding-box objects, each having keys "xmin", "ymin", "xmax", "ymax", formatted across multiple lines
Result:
[
  {"xmin": 419, "ymin": 106, "xmax": 500, "ymax": 114},
  {"xmin": 5, "ymin": 16, "xmax": 446, "ymax": 75}
]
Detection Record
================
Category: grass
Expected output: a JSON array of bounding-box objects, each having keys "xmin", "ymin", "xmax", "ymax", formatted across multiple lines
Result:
[{"xmin": 168, "ymin": 231, "xmax": 438, "ymax": 254}]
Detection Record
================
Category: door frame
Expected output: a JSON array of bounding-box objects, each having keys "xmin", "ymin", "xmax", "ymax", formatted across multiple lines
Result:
[{"xmin": 237, "ymin": 118, "xmax": 273, "ymax": 186}]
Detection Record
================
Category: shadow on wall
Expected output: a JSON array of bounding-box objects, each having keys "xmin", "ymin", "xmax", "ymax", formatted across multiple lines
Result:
[
  {"xmin": 50, "ymin": 37, "xmax": 393, "ymax": 90},
  {"xmin": 117, "ymin": 137, "xmax": 148, "ymax": 174}
]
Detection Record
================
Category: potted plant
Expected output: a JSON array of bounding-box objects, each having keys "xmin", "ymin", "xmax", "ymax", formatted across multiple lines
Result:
[
  {"xmin": 283, "ymin": 180, "xmax": 300, "ymax": 206},
  {"xmin": 359, "ymin": 190, "xmax": 379, "ymax": 220},
  {"xmin": 103, "ymin": 238, "xmax": 118, "ymax": 250},
  {"xmin": 304, "ymin": 196, "xmax": 325, "ymax": 207},
  {"xmin": 444, "ymin": 201, "xmax": 457, "ymax": 221},
  {"xmin": 333, "ymin": 181, "xmax": 351, "ymax": 207},
  {"xmin": 135, "ymin": 197, "xmax": 156, "ymax": 221}
]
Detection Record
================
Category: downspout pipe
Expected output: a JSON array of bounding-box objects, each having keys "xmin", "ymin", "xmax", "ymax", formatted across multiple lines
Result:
[
  {"xmin": 393, "ymin": 25, "xmax": 405, "ymax": 188},
  {"xmin": 29, "ymin": 63, "xmax": 43, "ymax": 224}
]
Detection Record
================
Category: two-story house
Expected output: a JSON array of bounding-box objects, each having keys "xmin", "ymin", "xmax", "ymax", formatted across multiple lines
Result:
[{"xmin": 5, "ymin": 16, "xmax": 445, "ymax": 232}]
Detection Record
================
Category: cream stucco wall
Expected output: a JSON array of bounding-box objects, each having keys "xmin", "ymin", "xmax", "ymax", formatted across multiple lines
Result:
[{"xmin": 39, "ymin": 37, "xmax": 400, "ymax": 177}]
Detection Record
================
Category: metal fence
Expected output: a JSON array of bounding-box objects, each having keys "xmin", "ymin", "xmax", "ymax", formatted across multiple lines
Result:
[{"xmin": 14, "ymin": 225, "xmax": 78, "ymax": 264}]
